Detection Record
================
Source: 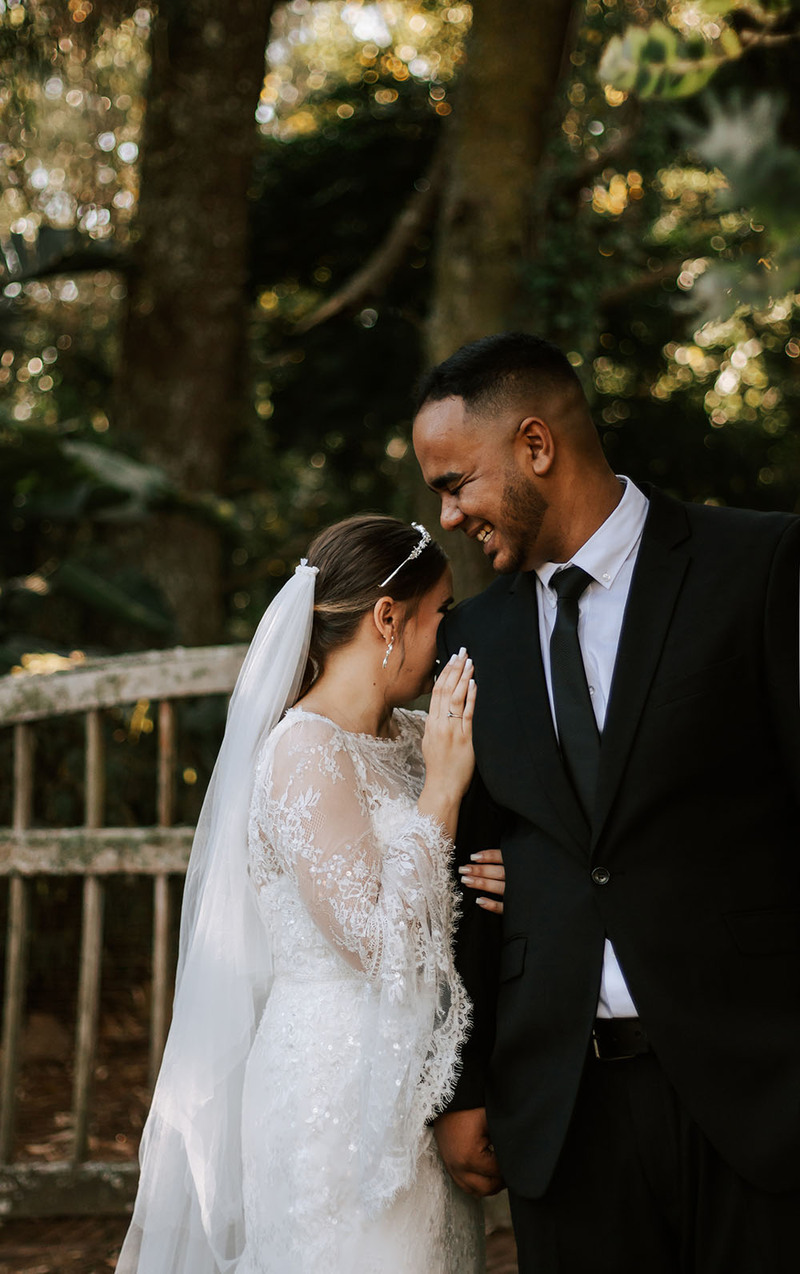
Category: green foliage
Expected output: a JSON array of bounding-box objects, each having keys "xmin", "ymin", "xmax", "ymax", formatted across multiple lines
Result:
[
  {"xmin": 600, "ymin": 20, "xmax": 739, "ymax": 98},
  {"xmin": 526, "ymin": 0, "xmax": 800, "ymax": 517},
  {"xmin": 2, "ymin": 0, "xmax": 800, "ymax": 676},
  {"xmin": 0, "ymin": 2, "xmax": 461, "ymax": 660},
  {"xmin": 684, "ymin": 93, "xmax": 800, "ymax": 314},
  {"xmin": 62, "ymin": 440, "xmax": 172, "ymax": 516},
  {"xmin": 599, "ymin": 0, "xmax": 800, "ymax": 325},
  {"xmin": 55, "ymin": 559, "xmax": 172, "ymax": 632}
]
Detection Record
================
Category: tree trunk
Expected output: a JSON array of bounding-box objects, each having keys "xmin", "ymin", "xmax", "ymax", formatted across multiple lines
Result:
[
  {"xmin": 111, "ymin": 0, "xmax": 276, "ymax": 645},
  {"xmin": 421, "ymin": 0, "xmax": 579, "ymax": 595}
]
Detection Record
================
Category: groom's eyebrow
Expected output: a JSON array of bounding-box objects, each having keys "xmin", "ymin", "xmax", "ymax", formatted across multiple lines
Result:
[{"xmin": 428, "ymin": 470, "xmax": 463, "ymax": 492}]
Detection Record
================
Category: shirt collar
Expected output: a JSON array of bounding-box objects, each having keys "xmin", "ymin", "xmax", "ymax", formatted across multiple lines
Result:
[{"xmin": 536, "ymin": 477, "xmax": 649, "ymax": 594}]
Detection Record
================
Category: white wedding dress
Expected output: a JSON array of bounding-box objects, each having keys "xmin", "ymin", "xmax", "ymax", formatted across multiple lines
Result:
[{"xmin": 238, "ymin": 705, "xmax": 485, "ymax": 1274}]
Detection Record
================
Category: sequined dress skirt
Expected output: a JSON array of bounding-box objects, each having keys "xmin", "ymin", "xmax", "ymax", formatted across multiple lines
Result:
[{"xmin": 238, "ymin": 971, "xmax": 485, "ymax": 1274}]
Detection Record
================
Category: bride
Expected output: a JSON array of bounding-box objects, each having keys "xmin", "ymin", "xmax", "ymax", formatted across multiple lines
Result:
[{"xmin": 117, "ymin": 516, "xmax": 505, "ymax": 1274}]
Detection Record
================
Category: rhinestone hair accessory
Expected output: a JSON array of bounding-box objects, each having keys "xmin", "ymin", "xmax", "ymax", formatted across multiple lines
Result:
[{"xmin": 379, "ymin": 522, "xmax": 432, "ymax": 589}]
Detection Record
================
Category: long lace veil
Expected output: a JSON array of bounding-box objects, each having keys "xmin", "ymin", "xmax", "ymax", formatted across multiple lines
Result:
[{"xmin": 117, "ymin": 561, "xmax": 318, "ymax": 1274}]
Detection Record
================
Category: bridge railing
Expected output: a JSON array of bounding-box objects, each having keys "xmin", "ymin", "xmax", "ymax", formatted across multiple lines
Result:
[{"xmin": 0, "ymin": 645, "xmax": 245, "ymax": 1217}]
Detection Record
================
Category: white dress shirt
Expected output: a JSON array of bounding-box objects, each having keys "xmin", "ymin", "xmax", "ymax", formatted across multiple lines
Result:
[{"xmin": 534, "ymin": 477, "xmax": 649, "ymax": 1018}]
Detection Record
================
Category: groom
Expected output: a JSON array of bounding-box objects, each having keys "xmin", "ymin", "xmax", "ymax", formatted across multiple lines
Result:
[{"xmin": 412, "ymin": 332, "xmax": 800, "ymax": 1273}]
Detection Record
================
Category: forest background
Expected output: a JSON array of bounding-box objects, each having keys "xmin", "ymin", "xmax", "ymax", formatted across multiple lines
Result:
[
  {"xmin": 0, "ymin": 2, "xmax": 799, "ymax": 1262},
  {"xmin": 3, "ymin": 0, "xmax": 800, "ymax": 673}
]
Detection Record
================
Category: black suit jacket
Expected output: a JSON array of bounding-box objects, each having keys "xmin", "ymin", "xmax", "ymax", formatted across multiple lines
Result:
[{"xmin": 439, "ymin": 487, "xmax": 800, "ymax": 1198}]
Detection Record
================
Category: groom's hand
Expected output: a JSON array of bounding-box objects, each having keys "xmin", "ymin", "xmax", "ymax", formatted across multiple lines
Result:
[{"xmin": 434, "ymin": 1107, "xmax": 504, "ymax": 1197}]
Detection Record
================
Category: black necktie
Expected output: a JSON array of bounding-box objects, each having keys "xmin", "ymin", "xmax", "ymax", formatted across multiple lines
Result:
[{"xmin": 549, "ymin": 565, "xmax": 600, "ymax": 819}]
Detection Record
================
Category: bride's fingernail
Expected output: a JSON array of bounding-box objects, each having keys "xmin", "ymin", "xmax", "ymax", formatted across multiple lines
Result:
[
  {"xmin": 476, "ymin": 897, "xmax": 490, "ymax": 908},
  {"xmin": 458, "ymin": 646, "xmax": 467, "ymax": 656},
  {"xmin": 470, "ymin": 852, "xmax": 484, "ymax": 862}
]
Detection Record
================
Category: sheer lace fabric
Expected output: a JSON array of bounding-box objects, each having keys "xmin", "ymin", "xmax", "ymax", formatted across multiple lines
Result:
[{"xmin": 239, "ymin": 706, "xmax": 483, "ymax": 1273}]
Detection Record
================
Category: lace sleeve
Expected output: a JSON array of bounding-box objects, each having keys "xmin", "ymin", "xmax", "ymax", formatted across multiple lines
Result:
[
  {"xmin": 255, "ymin": 715, "xmax": 449, "ymax": 981},
  {"xmin": 251, "ymin": 713, "xmax": 472, "ymax": 1214}
]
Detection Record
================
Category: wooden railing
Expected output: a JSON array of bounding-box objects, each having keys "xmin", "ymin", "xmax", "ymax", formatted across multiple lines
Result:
[{"xmin": 0, "ymin": 645, "xmax": 245, "ymax": 1217}]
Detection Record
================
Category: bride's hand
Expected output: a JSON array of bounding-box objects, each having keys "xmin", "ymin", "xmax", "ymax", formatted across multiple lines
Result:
[
  {"xmin": 421, "ymin": 649, "xmax": 477, "ymax": 805},
  {"xmin": 459, "ymin": 848, "xmax": 505, "ymax": 915}
]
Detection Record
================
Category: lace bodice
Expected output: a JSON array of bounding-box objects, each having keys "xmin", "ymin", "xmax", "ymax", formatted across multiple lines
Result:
[{"xmin": 248, "ymin": 708, "xmax": 441, "ymax": 977}]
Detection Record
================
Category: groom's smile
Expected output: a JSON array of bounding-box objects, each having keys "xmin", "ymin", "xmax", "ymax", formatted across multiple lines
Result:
[{"xmin": 413, "ymin": 395, "xmax": 547, "ymax": 574}]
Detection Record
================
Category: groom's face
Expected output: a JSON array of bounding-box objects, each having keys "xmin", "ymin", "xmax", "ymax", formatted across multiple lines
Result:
[{"xmin": 413, "ymin": 395, "xmax": 546, "ymax": 575}]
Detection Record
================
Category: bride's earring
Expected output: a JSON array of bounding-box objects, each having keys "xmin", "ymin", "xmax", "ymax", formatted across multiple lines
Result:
[{"xmin": 382, "ymin": 637, "xmax": 394, "ymax": 669}]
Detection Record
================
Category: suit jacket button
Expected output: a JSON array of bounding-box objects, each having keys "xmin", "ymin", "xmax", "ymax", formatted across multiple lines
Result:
[{"xmin": 591, "ymin": 867, "xmax": 611, "ymax": 885}]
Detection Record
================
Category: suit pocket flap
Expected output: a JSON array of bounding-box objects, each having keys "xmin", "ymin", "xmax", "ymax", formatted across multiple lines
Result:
[
  {"xmin": 648, "ymin": 654, "xmax": 744, "ymax": 710},
  {"xmin": 499, "ymin": 934, "xmax": 527, "ymax": 982},
  {"xmin": 724, "ymin": 907, "xmax": 800, "ymax": 955}
]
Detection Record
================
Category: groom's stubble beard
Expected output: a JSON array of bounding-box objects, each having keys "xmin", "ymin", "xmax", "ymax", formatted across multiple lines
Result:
[{"xmin": 493, "ymin": 468, "xmax": 548, "ymax": 574}]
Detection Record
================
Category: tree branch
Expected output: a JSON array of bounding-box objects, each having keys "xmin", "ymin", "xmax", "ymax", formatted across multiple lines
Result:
[
  {"xmin": 739, "ymin": 29, "xmax": 800, "ymax": 49},
  {"xmin": 295, "ymin": 144, "xmax": 446, "ymax": 334},
  {"xmin": 598, "ymin": 258, "xmax": 686, "ymax": 311},
  {"xmin": 2, "ymin": 246, "xmax": 131, "ymax": 283}
]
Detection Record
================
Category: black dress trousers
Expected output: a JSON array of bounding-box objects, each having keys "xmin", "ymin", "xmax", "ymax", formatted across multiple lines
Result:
[{"xmin": 507, "ymin": 1049, "xmax": 800, "ymax": 1274}]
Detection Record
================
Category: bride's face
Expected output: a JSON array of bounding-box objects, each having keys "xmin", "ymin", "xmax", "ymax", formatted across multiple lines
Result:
[{"xmin": 390, "ymin": 567, "xmax": 454, "ymax": 702}]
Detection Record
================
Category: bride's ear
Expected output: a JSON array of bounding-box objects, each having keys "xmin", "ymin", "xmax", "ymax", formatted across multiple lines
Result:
[{"xmin": 372, "ymin": 595, "xmax": 396, "ymax": 644}]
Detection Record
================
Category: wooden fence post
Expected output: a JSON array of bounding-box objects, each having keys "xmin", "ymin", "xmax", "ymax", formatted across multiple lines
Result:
[
  {"xmin": 72, "ymin": 710, "xmax": 106, "ymax": 1162},
  {"xmin": 0, "ymin": 724, "xmax": 35, "ymax": 1162}
]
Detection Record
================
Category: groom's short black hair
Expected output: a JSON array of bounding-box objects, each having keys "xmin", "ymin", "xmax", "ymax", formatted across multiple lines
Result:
[{"xmin": 414, "ymin": 331, "xmax": 583, "ymax": 416}]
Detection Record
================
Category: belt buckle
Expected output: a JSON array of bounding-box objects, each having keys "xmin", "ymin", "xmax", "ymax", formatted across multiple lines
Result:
[{"xmin": 592, "ymin": 1027, "xmax": 639, "ymax": 1062}]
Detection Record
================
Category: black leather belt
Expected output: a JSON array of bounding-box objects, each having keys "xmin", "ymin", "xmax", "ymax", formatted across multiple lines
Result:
[{"xmin": 592, "ymin": 1017, "xmax": 650, "ymax": 1061}]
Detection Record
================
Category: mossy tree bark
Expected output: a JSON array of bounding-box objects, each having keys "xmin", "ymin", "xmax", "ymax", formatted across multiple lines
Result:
[
  {"xmin": 111, "ymin": 0, "xmax": 276, "ymax": 644},
  {"xmin": 421, "ymin": 0, "xmax": 579, "ymax": 596}
]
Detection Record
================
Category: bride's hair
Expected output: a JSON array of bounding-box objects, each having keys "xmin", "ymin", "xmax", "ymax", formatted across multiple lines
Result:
[{"xmin": 298, "ymin": 514, "xmax": 448, "ymax": 696}]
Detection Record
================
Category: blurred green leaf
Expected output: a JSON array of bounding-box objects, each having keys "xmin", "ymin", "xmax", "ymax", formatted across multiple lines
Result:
[
  {"xmin": 600, "ymin": 21, "xmax": 739, "ymax": 99},
  {"xmin": 61, "ymin": 441, "xmax": 172, "ymax": 503},
  {"xmin": 680, "ymin": 94, "xmax": 800, "ymax": 310},
  {"xmin": 6, "ymin": 227, "xmax": 127, "ymax": 282},
  {"xmin": 688, "ymin": 95, "xmax": 800, "ymax": 238},
  {"xmin": 54, "ymin": 560, "xmax": 172, "ymax": 633}
]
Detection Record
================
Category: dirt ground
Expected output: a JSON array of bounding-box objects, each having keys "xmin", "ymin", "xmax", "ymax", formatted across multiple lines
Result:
[
  {"xmin": 0, "ymin": 1217, "xmax": 125, "ymax": 1274},
  {"xmin": 0, "ymin": 1007, "xmax": 148, "ymax": 1273},
  {"xmin": 0, "ymin": 1216, "xmax": 518, "ymax": 1273},
  {"xmin": 0, "ymin": 1012, "xmax": 518, "ymax": 1273}
]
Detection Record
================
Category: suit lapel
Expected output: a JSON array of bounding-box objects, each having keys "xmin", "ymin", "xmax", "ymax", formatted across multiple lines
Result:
[
  {"xmin": 590, "ymin": 489, "xmax": 691, "ymax": 852},
  {"xmin": 496, "ymin": 572, "xmax": 591, "ymax": 856}
]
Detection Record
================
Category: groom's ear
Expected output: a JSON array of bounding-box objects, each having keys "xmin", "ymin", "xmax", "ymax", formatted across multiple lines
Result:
[{"xmin": 517, "ymin": 416, "xmax": 555, "ymax": 477}]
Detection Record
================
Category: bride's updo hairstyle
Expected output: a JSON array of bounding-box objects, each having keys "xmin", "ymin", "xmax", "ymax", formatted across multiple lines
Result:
[{"xmin": 298, "ymin": 514, "xmax": 448, "ymax": 696}]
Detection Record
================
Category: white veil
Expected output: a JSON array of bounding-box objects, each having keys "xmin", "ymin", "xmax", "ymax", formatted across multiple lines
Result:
[{"xmin": 117, "ymin": 561, "xmax": 318, "ymax": 1274}]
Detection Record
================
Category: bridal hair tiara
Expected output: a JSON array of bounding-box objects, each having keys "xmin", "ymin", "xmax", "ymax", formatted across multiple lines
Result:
[{"xmin": 380, "ymin": 522, "xmax": 432, "ymax": 588}]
